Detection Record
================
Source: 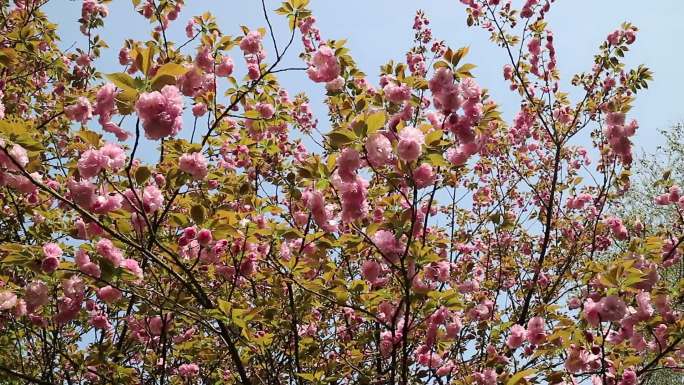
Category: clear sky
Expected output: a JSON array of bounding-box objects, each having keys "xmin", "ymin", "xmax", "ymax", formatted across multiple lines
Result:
[{"xmin": 45, "ymin": 0, "xmax": 684, "ymax": 156}]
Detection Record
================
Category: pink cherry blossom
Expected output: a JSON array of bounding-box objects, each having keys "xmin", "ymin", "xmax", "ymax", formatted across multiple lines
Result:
[
  {"xmin": 429, "ymin": 67, "xmax": 461, "ymax": 112},
  {"xmin": 635, "ymin": 291, "xmax": 654, "ymax": 319},
  {"xmin": 526, "ymin": 316, "xmax": 546, "ymax": 345},
  {"xmin": 142, "ymin": 185, "xmax": 164, "ymax": 212},
  {"xmin": 383, "ymin": 83, "xmax": 411, "ymax": 104},
  {"xmin": 25, "ymin": 281, "xmax": 49, "ymax": 311},
  {"xmin": 195, "ymin": 46, "xmax": 214, "ymax": 72},
  {"xmin": 565, "ymin": 344, "xmax": 592, "ymax": 373},
  {"xmin": 93, "ymin": 83, "xmax": 117, "ymax": 121},
  {"xmin": 0, "ymin": 141, "xmax": 28, "ymax": 170},
  {"xmin": 197, "ymin": 229, "xmax": 213, "ymax": 246},
  {"xmin": 41, "ymin": 243, "xmax": 62, "ymax": 272},
  {"xmin": 77, "ymin": 149, "xmax": 108, "ymax": 179},
  {"xmin": 68, "ymin": 179, "xmax": 97, "ymax": 208},
  {"xmin": 584, "ymin": 298, "xmax": 601, "ymax": 326},
  {"xmin": 96, "ymin": 238, "xmax": 123, "ymax": 268},
  {"xmin": 326, "ymin": 76, "xmax": 345, "ymax": 92},
  {"xmin": 619, "ymin": 368, "xmax": 637, "ymax": 385},
  {"xmin": 216, "ymin": 56, "xmax": 234, "ymax": 77},
  {"xmin": 97, "ymin": 286, "xmax": 122, "ymax": 303},
  {"xmin": 256, "ymin": 102, "xmax": 275, "ymax": 119},
  {"xmin": 0, "ymin": 291, "xmax": 17, "ymax": 311},
  {"xmin": 178, "ymin": 363, "xmax": 200, "ymax": 378},
  {"xmin": 135, "ymin": 85, "xmax": 184, "ymax": 140},
  {"xmin": 506, "ymin": 324, "xmax": 527, "ymax": 349},
  {"xmin": 307, "ymin": 45, "xmax": 340, "ymax": 83},
  {"xmin": 42, "ymin": 242, "xmax": 63, "ymax": 259},
  {"xmin": 41, "ymin": 255, "xmax": 59, "ymax": 273},
  {"xmin": 179, "ymin": 152, "xmax": 208, "ymax": 180},
  {"xmin": 192, "ymin": 103, "xmax": 208, "ymax": 117},
  {"xmin": 302, "ymin": 189, "xmax": 338, "ymax": 233},
  {"xmin": 366, "ymin": 133, "xmax": 393, "ymax": 167},
  {"xmin": 503, "ymin": 64, "xmax": 514, "ymax": 80},
  {"xmin": 337, "ymin": 148, "xmax": 361, "ymax": 182},
  {"xmin": 372, "ymin": 230, "xmax": 403, "ymax": 259},
  {"xmin": 413, "ymin": 163, "xmax": 435, "ymax": 188},
  {"xmin": 397, "ymin": 126, "xmax": 425, "ymax": 162},
  {"xmin": 65, "ymin": 96, "xmax": 93, "ymax": 124},
  {"xmin": 75, "ymin": 249, "xmax": 101, "ymax": 278},
  {"xmin": 599, "ymin": 295, "xmax": 627, "ymax": 322},
  {"xmin": 361, "ymin": 259, "xmax": 381, "ymax": 283},
  {"xmin": 121, "ymin": 258, "xmax": 143, "ymax": 280},
  {"xmin": 334, "ymin": 174, "xmax": 368, "ymax": 223},
  {"xmin": 239, "ymin": 30, "xmax": 263, "ymax": 55},
  {"xmin": 100, "ymin": 142, "xmax": 126, "ymax": 170}
]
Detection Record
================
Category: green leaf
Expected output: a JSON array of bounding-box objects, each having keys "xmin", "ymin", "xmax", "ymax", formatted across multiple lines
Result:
[
  {"xmin": 331, "ymin": 286, "xmax": 349, "ymax": 302},
  {"xmin": 134, "ymin": 45, "xmax": 155, "ymax": 76},
  {"xmin": 281, "ymin": 228, "xmax": 304, "ymax": 240},
  {"xmin": 190, "ymin": 205, "xmax": 206, "ymax": 224},
  {"xmin": 366, "ymin": 111, "xmax": 386, "ymax": 134},
  {"xmin": 0, "ymin": 119, "xmax": 27, "ymax": 137},
  {"xmin": 507, "ymin": 369, "xmax": 536, "ymax": 385},
  {"xmin": 154, "ymin": 62, "xmax": 188, "ymax": 78},
  {"xmin": 490, "ymin": 213, "xmax": 501, "ymax": 225},
  {"xmin": 231, "ymin": 308, "xmax": 248, "ymax": 329},
  {"xmin": 425, "ymin": 130, "xmax": 442, "ymax": 146},
  {"xmin": 0, "ymin": 48, "xmax": 19, "ymax": 68},
  {"xmin": 295, "ymin": 373, "xmax": 316, "ymax": 381},
  {"xmin": 624, "ymin": 271, "xmax": 645, "ymax": 287},
  {"xmin": 426, "ymin": 153, "xmax": 450, "ymax": 168},
  {"xmin": 77, "ymin": 130, "xmax": 101, "ymax": 147},
  {"xmin": 115, "ymin": 87, "xmax": 139, "ymax": 115},
  {"xmin": 275, "ymin": 6, "xmax": 290, "ymax": 15},
  {"xmin": 150, "ymin": 74, "xmax": 177, "ymax": 91},
  {"xmin": 456, "ymin": 63, "xmax": 477, "ymax": 78},
  {"xmin": 150, "ymin": 63, "xmax": 188, "ymax": 91},
  {"xmin": 451, "ymin": 46, "xmax": 469, "ymax": 67},
  {"xmin": 169, "ymin": 213, "xmax": 189, "ymax": 227},
  {"xmin": 134, "ymin": 166, "xmax": 151, "ymax": 184},
  {"xmin": 243, "ymin": 110, "xmax": 260, "ymax": 119},
  {"xmin": 218, "ymin": 35, "xmax": 235, "ymax": 51},
  {"xmin": 13, "ymin": 133, "xmax": 42, "ymax": 151},
  {"xmin": 217, "ymin": 298, "xmax": 231, "ymax": 315},
  {"xmin": 292, "ymin": 0, "xmax": 310, "ymax": 9},
  {"xmin": 327, "ymin": 129, "xmax": 357, "ymax": 149},
  {"xmin": 105, "ymin": 72, "xmax": 137, "ymax": 91},
  {"xmin": 1, "ymin": 253, "xmax": 31, "ymax": 266},
  {"xmin": 0, "ymin": 243, "xmax": 26, "ymax": 252}
]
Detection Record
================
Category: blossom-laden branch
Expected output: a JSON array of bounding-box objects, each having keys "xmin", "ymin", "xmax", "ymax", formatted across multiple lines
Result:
[{"xmin": 0, "ymin": 1, "xmax": 673, "ymax": 385}]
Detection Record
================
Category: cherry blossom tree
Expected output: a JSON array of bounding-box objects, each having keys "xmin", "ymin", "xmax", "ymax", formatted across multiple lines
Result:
[
  {"xmin": 614, "ymin": 124, "xmax": 684, "ymax": 385},
  {"xmin": 0, "ymin": 0, "xmax": 677, "ymax": 385}
]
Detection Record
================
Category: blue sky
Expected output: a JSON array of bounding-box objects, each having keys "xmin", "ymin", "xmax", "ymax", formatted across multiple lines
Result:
[{"xmin": 45, "ymin": 0, "xmax": 684, "ymax": 156}]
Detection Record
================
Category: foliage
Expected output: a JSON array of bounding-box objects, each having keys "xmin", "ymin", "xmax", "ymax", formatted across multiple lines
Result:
[
  {"xmin": 617, "ymin": 124, "xmax": 684, "ymax": 385},
  {"xmin": 0, "ymin": 0, "xmax": 678, "ymax": 385}
]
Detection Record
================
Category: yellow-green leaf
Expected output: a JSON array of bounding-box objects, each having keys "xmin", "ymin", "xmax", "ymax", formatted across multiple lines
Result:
[
  {"xmin": 115, "ymin": 87, "xmax": 139, "ymax": 115},
  {"xmin": 456, "ymin": 63, "xmax": 477, "ymax": 78},
  {"xmin": 217, "ymin": 298, "xmax": 231, "ymax": 315},
  {"xmin": 154, "ymin": 62, "xmax": 188, "ymax": 78},
  {"xmin": 191, "ymin": 205, "xmax": 206, "ymax": 224},
  {"xmin": 425, "ymin": 130, "xmax": 442, "ymax": 146},
  {"xmin": 105, "ymin": 72, "xmax": 137, "ymax": 91},
  {"xmin": 150, "ymin": 74, "xmax": 176, "ymax": 91},
  {"xmin": 77, "ymin": 130, "xmax": 101, "ymax": 147},
  {"xmin": 366, "ymin": 111, "xmax": 386, "ymax": 134},
  {"xmin": 452, "ymin": 46, "xmax": 469, "ymax": 67},
  {"xmin": 507, "ymin": 369, "xmax": 536, "ymax": 385},
  {"xmin": 135, "ymin": 166, "xmax": 151, "ymax": 184},
  {"xmin": 327, "ymin": 129, "xmax": 357, "ymax": 148}
]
